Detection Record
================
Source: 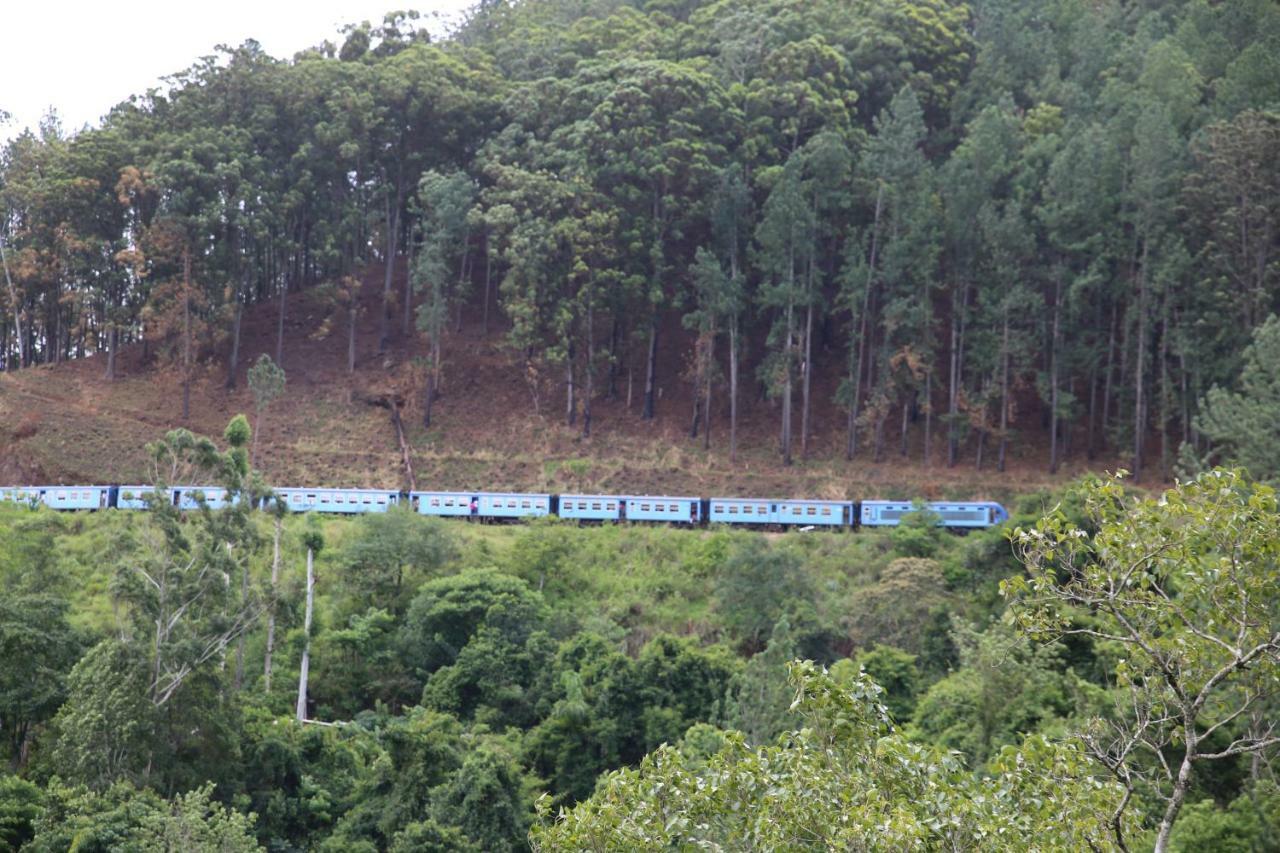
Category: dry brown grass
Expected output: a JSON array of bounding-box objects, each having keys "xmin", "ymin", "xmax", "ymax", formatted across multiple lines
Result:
[{"xmin": 0, "ymin": 260, "xmax": 1145, "ymax": 500}]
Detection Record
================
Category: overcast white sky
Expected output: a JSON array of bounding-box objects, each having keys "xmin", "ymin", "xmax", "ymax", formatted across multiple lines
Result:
[{"xmin": 1, "ymin": 0, "xmax": 474, "ymax": 142}]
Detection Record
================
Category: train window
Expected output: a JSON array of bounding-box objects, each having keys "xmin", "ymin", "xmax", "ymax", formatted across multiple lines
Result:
[
  {"xmin": 729, "ymin": 506, "xmax": 738, "ymax": 514},
  {"xmin": 606, "ymin": 503, "xmax": 616, "ymax": 511},
  {"xmin": 363, "ymin": 498, "xmax": 371, "ymax": 504},
  {"xmin": 743, "ymin": 505, "xmax": 752, "ymax": 514},
  {"xmin": 508, "ymin": 499, "xmax": 516, "ymax": 508},
  {"xmin": 591, "ymin": 502, "xmax": 601, "ymax": 510},
  {"xmin": 521, "ymin": 500, "xmax": 531, "ymax": 508},
  {"xmin": 807, "ymin": 506, "xmax": 816, "ymax": 515},
  {"xmin": 713, "ymin": 504, "xmax": 723, "ymax": 513},
  {"xmin": 641, "ymin": 503, "xmax": 651, "ymax": 511},
  {"xmin": 821, "ymin": 507, "xmax": 831, "ymax": 516},
  {"xmin": 57, "ymin": 491, "xmax": 67, "ymax": 500}
]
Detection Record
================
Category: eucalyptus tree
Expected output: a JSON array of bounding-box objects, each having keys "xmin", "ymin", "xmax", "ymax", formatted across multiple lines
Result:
[
  {"xmin": 413, "ymin": 169, "xmax": 477, "ymax": 427},
  {"xmin": 685, "ymin": 165, "xmax": 750, "ymax": 452},
  {"xmin": 938, "ymin": 99, "xmax": 1021, "ymax": 467},
  {"xmin": 860, "ymin": 87, "xmax": 940, "ymax": 462},
  {"xmin": 575, "ymin": 59, "xmax": 738, "ymax": 421},
  {"xmin": 754, "ymin": 156, "xmax": 812, "ymax": 465}
]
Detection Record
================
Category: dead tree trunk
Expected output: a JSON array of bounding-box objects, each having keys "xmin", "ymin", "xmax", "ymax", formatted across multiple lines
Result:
[
  {"xmin": 295, "ymin": 546, "xmax": 315, "ymax": 723},
  {"xmin": 263, "ymin": 515, "xmax": 282, "ymax": 693}
]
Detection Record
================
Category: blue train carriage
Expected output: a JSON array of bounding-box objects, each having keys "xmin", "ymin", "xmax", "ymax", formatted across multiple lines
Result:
[
  {"xmin": 772, "ymin": 499, "xmax": 853, "ymax": 527},
  {"xmin": 22, "ymin": 485, "xmax": 114, "ymax": 510},
  {"xmin": 0, "ymin": 486, "xmax": 44, "ymax": 508},
  {"xmin": 707, "ymin": 497, "xmax": 773, "ymax": 525},
  {"xmin": 411, "ymin": 491, "xmax": 477, "ymax": 517},
  {"xmin": 623, "ymin": 495, "xmax": 701, "ymax": 524},
  {"xmin": 116, "ymin": 485, "xmax": 169, "ymax": 509},
  {"xmin": 477, "ymin": 492, "xmax": 551, "ymax": 519},
  {"xmin": 859, "ymin": 500, "xmax": 1009, "ymax": 529},
  {"xmin": 174, "ymin": 485, "xmax": 240, "ymax": 511},
  {"xmin": 557, "ymin": 494, "xmax": 622, "ymax": 522},
  {"xmin": 270, "ymin": 487, "xmax": 400, "ymax": 514}
]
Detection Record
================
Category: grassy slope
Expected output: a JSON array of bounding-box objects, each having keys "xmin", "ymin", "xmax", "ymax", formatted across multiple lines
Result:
[
  {"xmin": 0, "ymin": 500, "xmax": 980, "ymax": 655},
  {"xmin": 0, "ymin": 261, "xmax": 1131, "ymax": 501}
]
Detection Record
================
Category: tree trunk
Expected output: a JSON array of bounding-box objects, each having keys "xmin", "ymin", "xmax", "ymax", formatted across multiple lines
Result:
[
  {"xmin": 1154, "ymin": 745, "xmax": 1197, "ymax": 853},
  {"xmin": 729, "ymin": 320, "xmax": 739, "ymax": 462},
  {"xmin": 182, "ymin": 249, "xmax": 192, "ymax": 422},
  {"xmin": 781, "ymin": 252, "xmax": 795, "ymax": 467},
  {"xmin": 252, "ymin": 407, "xmax": 265, "ymax": 467},
  {"xmin": 642, "ymin": 317, "xmax": 658, "ymax": 420},
  {"xmin": 582, "ymin": 298, "xmax": 593, "ymax": 438},
  {"xmin": 403, "ymin": 227, "xmax": 415, "ymax": 339},
  {"xmin": 263, "ymin": 515, "xmax": 282, "ymax": 694},
  {"xmin": 1159, "ymin": 290, "xmax": 1171, "ymax": 478},
  {"xmin": 225, "ymin": 296, "xmax": 243, "ymax": 390},
  {"xmin": 1049, "ymin": 277, "xmax": 1062, "ymax": 474},
  {"xmin": 703, "ymin": 325, "xmax": 713, "ymax": 451},
  {"xmin": 1133, "ymin": 240, "xmax": 1150, "ymax": 482},
  {"xmin": 348, "ymin": 292, "xmax": 357, "ymax": 374},
  {"xmin": 900, "ymin": 399, "xmax": 910, "ymax": 457},
  {"xmin": 275, "ymin": 248, "xmax": 287, "ymax": 367},
  {"xmin": 234, "ymin": 557, "xmax": 249, "ymax": 690},
  {"xmin": 482, "ymin": 240, "xmax": 493, "ymax": 336},
  {"xmin": 849, "ymin": 184, "xmax": 883, "ymax": 460},
  {"xmin": 105, "ymin": 323, "xmax": 118, "ymax": 381},
  {"xmin": 1102, "ymin": 300, "xmax": 1117, "ymax": 442},
  {"xmin": 0, "ymin": 235, "xmax": 25, "ymax": 370},
  {"xmin": 296, "ymin": 547, "xmax": 315, "ymax": 722},
  {"xmin": 998, "ymin": 308, "xmax": 1010, "ymax": 472},
  {"xmin": 801, "ymin": 299, "xmax": 814, "ymax": 459},
  {"xmin": 379, "ymin": 195, "xmax": 398, "ymax": 354},
  {"xmin": 924, "ymin": 371, "xmax": 933, "ymax": 466},
  {"xmin": 565, "ymin": 336, "xmax": 576, "ymax": 427}
]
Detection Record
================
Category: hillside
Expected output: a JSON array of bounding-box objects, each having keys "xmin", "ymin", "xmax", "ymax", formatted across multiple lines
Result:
[{"xmin": 0, "ymin": 259, "xmax": 1125, "ymax": 501}]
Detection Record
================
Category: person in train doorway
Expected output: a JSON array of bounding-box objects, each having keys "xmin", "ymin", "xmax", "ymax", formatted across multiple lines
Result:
[{"xmin": 469, "ymin": 496, "xmax": 479, "ymax": 521}]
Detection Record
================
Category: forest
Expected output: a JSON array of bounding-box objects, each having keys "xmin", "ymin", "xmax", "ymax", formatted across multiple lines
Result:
[
  {"xmin": 2, "ymin": 0, "xmax": 1280, "ymax": 849},
  {"xmin": 1, "ymin": 0, "xmax": 1278, "ymax": 478},
  {"xmin": 0, "ymin": 417, "xmax": 1277, "ymax": 851}
]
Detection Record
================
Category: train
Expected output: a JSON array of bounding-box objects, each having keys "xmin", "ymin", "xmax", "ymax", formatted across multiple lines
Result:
[{"xmin": 0, "ymin": 484, "xmax": 1009, "ymax": 530}]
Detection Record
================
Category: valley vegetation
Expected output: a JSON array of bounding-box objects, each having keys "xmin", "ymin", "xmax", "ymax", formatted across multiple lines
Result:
[{"xmin": 0, "ymin": 417, "xmax": 1277, "ymax": 850}]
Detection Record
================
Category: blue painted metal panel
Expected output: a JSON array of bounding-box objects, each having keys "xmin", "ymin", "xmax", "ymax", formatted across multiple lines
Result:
[
  {"xmin": 708, "ymin": 497, "xmax": 773, "ymax": 524},
  {"xmin": 558, "ymin": 494, "xmax": 621, "ymax": 521},
  {"xmin": 772, "ymin": 499, "xmax": 850, "ymax": 527},
  {"xmin": 860, "ymin": 500, "xmax": 1008, "ymax": 528},
  {"xmin": 174, "ymin": 486, "xmax": 238, "ymax": 510},
  {"xmin": 624, "ymin": 496, "xmax": 700, "ymax": 523},
  {"xmin": 0, "ymin": 486, "xmax": 43, "ymax": 506},
  {"xmin": 117, "ymin": 485, "xmax": 167, "ymax": 509},
  {"xmin": 36, "ymin": 486, "xmax": 111, "ymax": 510},
  {"xmin": 479, "ymin": 493, "xmax": 550, "ymax": 518},
  {"xmin": 411, "ymin": 491, "xmax": 475, "ymax": 517},
  {"xmin": 272, "ymin": 488, "xmax": 399, "ymax": 514},
  {"xmin": 928, "ymin": 501, "xmax": 1008, "ymax": 528},
  {"xmin": 859, "ymin": 500, "xmax": 914, "ymax": 527}
]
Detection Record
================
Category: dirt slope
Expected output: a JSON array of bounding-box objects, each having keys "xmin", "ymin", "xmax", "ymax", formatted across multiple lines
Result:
[{"xmin": 0, "ymin": 262, "xmax": 1129, "ymax": 502}]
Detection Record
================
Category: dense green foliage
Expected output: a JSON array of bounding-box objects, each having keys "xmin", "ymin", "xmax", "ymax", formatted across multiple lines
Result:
[
  {"xmin": 1, "ymin": 418, "xmax": 1277, "ymax": 849},
  {"xmin": 3, "ymin": 0, "xmax": 1279, "ymax": 477}
]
